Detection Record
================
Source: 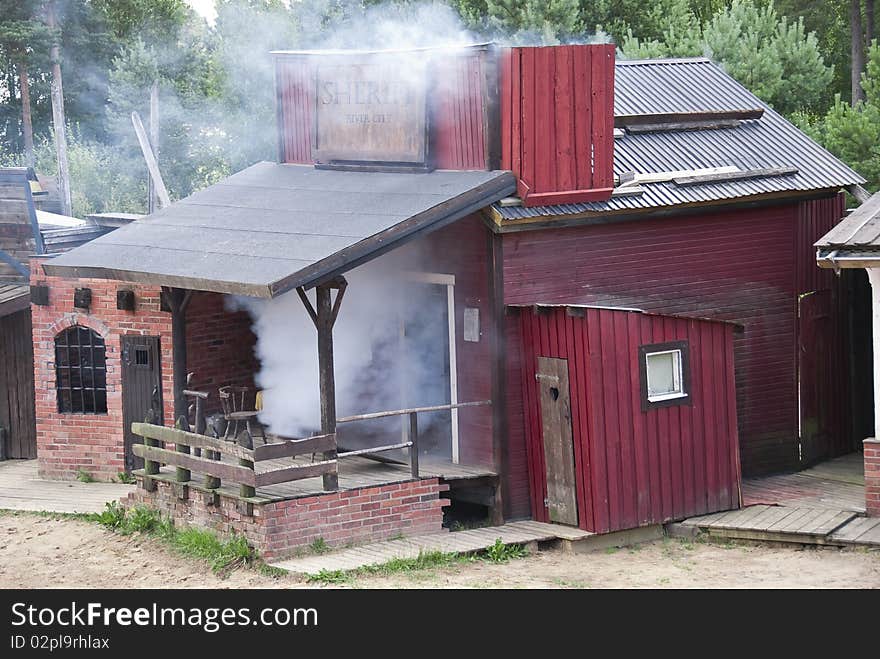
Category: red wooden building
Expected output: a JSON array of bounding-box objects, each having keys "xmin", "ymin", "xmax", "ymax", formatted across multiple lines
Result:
[{"xmin": 31, "ymin": 44, "xmax": 864, "ymax": 552}]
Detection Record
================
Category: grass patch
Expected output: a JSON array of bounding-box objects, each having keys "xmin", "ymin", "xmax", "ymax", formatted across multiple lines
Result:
[
  {"xmin": 307, "ymin": 540, "xmax": 532, "ymax": 585},
  {"xmin": 90, "ymin": 502, "xmax": 257, "ymax": 574},
  {"xmin": 485, "ymin": 538, "xmax": 528, "ymax": 563},
  {"xmin": 116, "ymin": 472, "xmax": 136, "ymax": 485},
  {"xmin": 75, "ymin": 469, "xmax": 95, "ymax": 483},
  {"xmin": 307, "ymin": 549, "xmax": 469, "ymax": 585},
  {"xmin": 309, "ymin": 537, "xmax": 330, "ymax": 554}
]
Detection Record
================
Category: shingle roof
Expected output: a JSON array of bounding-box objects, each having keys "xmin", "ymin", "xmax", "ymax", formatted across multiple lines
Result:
[
  {"xmin": 496, "ymin": 58, "xmax": 864, "ymax": 221},
  {"xmin": 43, "ymin": 163, "xmax": 515, "ymax": 297}
]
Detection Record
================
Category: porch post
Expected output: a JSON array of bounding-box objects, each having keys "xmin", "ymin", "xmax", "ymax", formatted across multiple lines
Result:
[
  {"xmin": 164, "ymin": 287, "xmax": 193, "ymax": 426},
  {"xmin": 865, "ymin": 269, "xmax": 880, "ymax": 516},
  {"xmin": 298, "ymin": 276, "xmax": 347, "ymax": 491},
  {"xmin": 866, "ymin": 269, "xmax": 880, "ymax": 440}
]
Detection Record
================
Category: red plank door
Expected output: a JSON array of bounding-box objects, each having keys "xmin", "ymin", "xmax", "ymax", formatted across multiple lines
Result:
[
  {"xmin": 536, "ymin": 357, "xmax": 579, "ymax": 526},
  {"xmin": 798, "ymin": 290, "xmax": 832, "ymax": 466}
]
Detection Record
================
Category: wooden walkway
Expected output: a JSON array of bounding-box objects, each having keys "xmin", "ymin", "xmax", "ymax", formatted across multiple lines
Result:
[
  {"xmin": 683, "ymin": 505, "xmax": 858, "ymax": 544},
  {"xmin": 271, "ymin": 521, "xmax": 593, "ymax": 575},
  {"xmin": 742, "ymin": 452, "xmax": 865, "ymax": 512},
  {"xmin": 0, "ymin": 459, "xmax": 134, "ymax": 514},
  {"xmin": 683, "ymin": 452, "xmax": 880, "ymax": 547}
]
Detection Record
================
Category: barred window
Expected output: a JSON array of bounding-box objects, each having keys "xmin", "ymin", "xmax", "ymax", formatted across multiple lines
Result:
[{"xmin": 55, "ymin": 326, "xmax": 107, "ymax": 414}]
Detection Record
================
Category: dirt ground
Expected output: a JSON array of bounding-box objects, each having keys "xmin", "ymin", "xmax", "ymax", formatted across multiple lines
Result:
[{"xmin": 2, "ymin": 512, "xmax": 879, "ymax": 589}]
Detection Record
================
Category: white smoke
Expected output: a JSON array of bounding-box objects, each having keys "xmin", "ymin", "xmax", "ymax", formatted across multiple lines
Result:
[{"xmin": 228, "ymin": 247, "xmax": 456, "ymax": 453}]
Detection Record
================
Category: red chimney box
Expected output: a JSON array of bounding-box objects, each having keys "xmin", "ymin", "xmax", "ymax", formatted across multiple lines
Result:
[
  {"xmin": 273, "ymin": 44, "xmax": 616, "ymax": 207},
  {"xmin": 499, "ymin": 45, "xmax": 615, "ymax": 207}
]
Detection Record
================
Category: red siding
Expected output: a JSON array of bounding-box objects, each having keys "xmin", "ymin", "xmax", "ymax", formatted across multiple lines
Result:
[
  {"xmin": 431, "ymin": 51, "xmax": 488, "ymax": 169},
  {"xmin": 517, "ymin": 306, "xmax": 739, "ymax": 533},
  {"xmin": 499, "ymin": 45, "xmax": 615, "ymax": 207},
  {"xmin": 502, "ymin": 197, "xmax": 848, "ymax": 519},
  {"xmin": 275, "ymin": 50, "xmax": 490, "ymax": 169},
  {"xmin": 275, "ymin": 56, "xmax": 313, "ymax": 164}
]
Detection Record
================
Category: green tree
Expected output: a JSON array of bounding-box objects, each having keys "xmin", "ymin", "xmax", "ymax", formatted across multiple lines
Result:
[
  {"xmin": 0, "ymin": 0, "xmax": 51, "ymax": 162},
  {"xmin": 797, "ymin": 41, "xmax": 880, "ymax": 190},
  {"xmin": 454, "ymin": 0, "xmax": 582, "ymax": 43},
  {"xmin": 620, "ymin": 0, "xmax": 834, "ymax": 115}
]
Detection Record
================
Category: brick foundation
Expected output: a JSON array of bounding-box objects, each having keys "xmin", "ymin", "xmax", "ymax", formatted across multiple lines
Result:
[
  {"xmin": 865, "ymin": 438, "xmax": 880, "ymax": 517},
  {"xmin": 126, "ymin": 477, "xmax": 449, "ymax": 560}
]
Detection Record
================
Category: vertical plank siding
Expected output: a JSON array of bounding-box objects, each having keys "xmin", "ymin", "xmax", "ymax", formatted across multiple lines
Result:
[
  {"xmin": 517, "ymin": 306, "xmax": 739, "ymax": 533},
  {"xmin": 275, "ymin": 50, "xmax": 491, "ymax": 169},
  {"xmin": 503, "ymin": 201, "xmax": 835, "ymax": 489},
  {"xmin": 499, "ymin": 45, "xmax": 615, "ymax": 206},
  {"xmin": 275, "ymin": 57, "xmax": 314, "ymax": 164},
  {"xmin": 0, "ymin": 309, "xmax": 36, "ymax": 459}
]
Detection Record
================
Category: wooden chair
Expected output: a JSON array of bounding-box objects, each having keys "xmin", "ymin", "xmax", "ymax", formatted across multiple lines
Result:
[{"xmin": 218, "ymin": 385, "xmax": 266, "ymax": 444}]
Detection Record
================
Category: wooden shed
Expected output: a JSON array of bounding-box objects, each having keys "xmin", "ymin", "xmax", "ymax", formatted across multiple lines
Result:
[{"xmin": 513, "ymin": 304, "xmax": 739, "ymax": 533}]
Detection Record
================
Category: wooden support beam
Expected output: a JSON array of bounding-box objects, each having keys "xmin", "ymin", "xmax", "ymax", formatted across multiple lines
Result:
[
  {"xmin": 488, "ymin": 231, "xmax": 507, "ymax": 525},
  {"xmin": 131, "ymin": 111, "xmax": 171, "ymax": 209},
  {"xmin": 163, "ymin": 287, "xmax": 193, "ymax": 426},
  {"xmin": 316, "ymin": 281, "xmax": 340, "ymax": 491},
  {"xmin": 237, "ymin": 430, "xmax": 256, "ymax": 499}
]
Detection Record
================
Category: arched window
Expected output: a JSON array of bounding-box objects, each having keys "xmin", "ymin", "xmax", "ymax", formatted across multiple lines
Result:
[{"xmin": 55, "ymin": 326, "xmax": 107, "ymax": 414}]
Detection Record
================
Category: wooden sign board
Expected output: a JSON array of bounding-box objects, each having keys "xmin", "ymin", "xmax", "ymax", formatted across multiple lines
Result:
[{"xmin": 312, "ymin": 54, "xmax": 428, "ymax": 165}]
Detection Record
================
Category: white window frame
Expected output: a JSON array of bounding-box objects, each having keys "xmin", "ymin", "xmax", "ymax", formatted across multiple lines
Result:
[{"xmin": 645, "ymin": 348, "xmax": 687, "ymax": 403}]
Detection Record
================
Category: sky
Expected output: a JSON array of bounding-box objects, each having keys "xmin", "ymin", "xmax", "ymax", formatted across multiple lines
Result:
[{"xmin": 185, "ymin": 0, "xmax": 217, "ymax": 24}]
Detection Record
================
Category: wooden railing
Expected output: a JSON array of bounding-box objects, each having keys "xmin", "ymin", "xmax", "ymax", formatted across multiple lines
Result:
[
  {"xmin": 336, "ymin": 400, "xmax": 491, "ymax": 478},
  {"xmin": 131, "ymin": 423, "xmax": 337, "ymax": 501}
]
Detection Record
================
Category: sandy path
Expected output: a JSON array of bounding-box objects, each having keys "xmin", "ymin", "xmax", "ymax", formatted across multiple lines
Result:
[{"xmin": 2, "ymin": 513, "xmax": 878, "ymax": 589}]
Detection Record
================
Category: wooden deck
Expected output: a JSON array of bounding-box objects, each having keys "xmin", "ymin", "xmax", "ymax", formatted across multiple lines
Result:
[
  {"xmin": 0, "ymin": 459, "xmax": 134, "ymax": 514},
  {"xmin": 683, "ymin": 452, "xmax": 880, "ymax": 547},
  {"xmin": 271, "ymin": 520, "xmax": 593, "ymax": 575},
  {"xmin": 742, "ymin": 452, "xmax": 865, "ymax": 512},
  {"xmin": 150, "ymin": 453, "xmax": 496, "ymax": 503}
]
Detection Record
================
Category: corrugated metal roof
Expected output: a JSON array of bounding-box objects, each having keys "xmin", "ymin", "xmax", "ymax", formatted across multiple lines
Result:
[
  {"xmin": 497, "ymin": 58, "xmax": 864, "ymax": 220},
  {"xmin": 44, "ymin": 162, "xmax": 515, "ymax": 298}
]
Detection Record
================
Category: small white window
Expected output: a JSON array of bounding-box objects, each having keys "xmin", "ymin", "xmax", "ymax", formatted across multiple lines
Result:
[{"xmin": 645, "ymin": 349, "xmax": 685, "ymax": 402}]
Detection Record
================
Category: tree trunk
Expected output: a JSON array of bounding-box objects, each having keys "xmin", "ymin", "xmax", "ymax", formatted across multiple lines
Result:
[
  {"xmin": 17, "ymin": 60, "xmax": 35, "ymax": 168},
  {"xmin": 46, "ymin": 1, "xmax": 72, "ymax": 216},
  {"xmin": 868, "ymin": 0, "xmax": 876, "ymax": 50}
]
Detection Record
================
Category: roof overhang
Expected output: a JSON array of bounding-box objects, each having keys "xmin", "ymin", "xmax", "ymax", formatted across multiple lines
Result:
[
  {"xmin": 0, "ymin": 284, "xmax": 29, "ymax": 318},
  {"xmin": 42, "ymin": 163, "xmax": 516, "ymax": 298},
  {"xmin": 816, "ymin": 189, "xmax": 880, "ymax": 269}
]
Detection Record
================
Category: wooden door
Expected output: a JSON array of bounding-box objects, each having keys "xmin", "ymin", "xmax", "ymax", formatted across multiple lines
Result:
[
  {"xmin": 798, "ymin": 290, "xmax": 833, "ymax": 466},
  {"xmin": 0, "ymin": 309, "xmax": 36, "ymax": 459},
  {"xmin": 121, "ymin": 335, "xmax": 163, "ymax": 472},
  {"xmin": 536, "ymin": 357, "xmax": 578, "ymax": 526}
]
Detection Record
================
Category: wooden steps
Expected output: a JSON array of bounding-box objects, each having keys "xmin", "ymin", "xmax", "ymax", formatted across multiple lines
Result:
[
  {"xmin": 681, "ymin": 504, "xmax": 878, "ymax": 546},
  {"xmin": 271, "ymin": 520, "xmax": 594, "ymax": 575}
]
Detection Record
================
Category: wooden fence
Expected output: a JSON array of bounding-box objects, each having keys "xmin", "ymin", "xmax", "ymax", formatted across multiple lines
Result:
[{"xmin": 131, "ymin": 422, "xmax": 337, "ymax": 501}]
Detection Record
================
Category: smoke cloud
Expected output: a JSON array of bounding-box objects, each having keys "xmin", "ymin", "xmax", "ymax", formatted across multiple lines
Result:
[{"xmin": 228, "ymin": 246, "xmax": 457, "ymax": 456}]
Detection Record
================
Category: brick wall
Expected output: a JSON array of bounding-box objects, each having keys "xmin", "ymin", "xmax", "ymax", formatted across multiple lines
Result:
[
  {"xmin": 31, "ymin": 260, "xmax": 173, "ymax": 481},
  {"xmin": 127, "ymin": 477, "xmax": 449, "ymax": 560},
  {"xmin": 865, "ymin": 439, "xmax": 880, "ymax": 517},
  {"xmin": 30, "ymin": 264, "xmax": 263, "ymax": 481},
  {"xmin": 185, "ymin": 292, "xmax": 258, "ymax": 415}
]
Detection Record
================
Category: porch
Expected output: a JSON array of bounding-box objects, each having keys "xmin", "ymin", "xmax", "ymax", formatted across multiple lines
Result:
[{"xmin": 681, "ymin": 452, "xmax": 880, "ymax": 547}]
